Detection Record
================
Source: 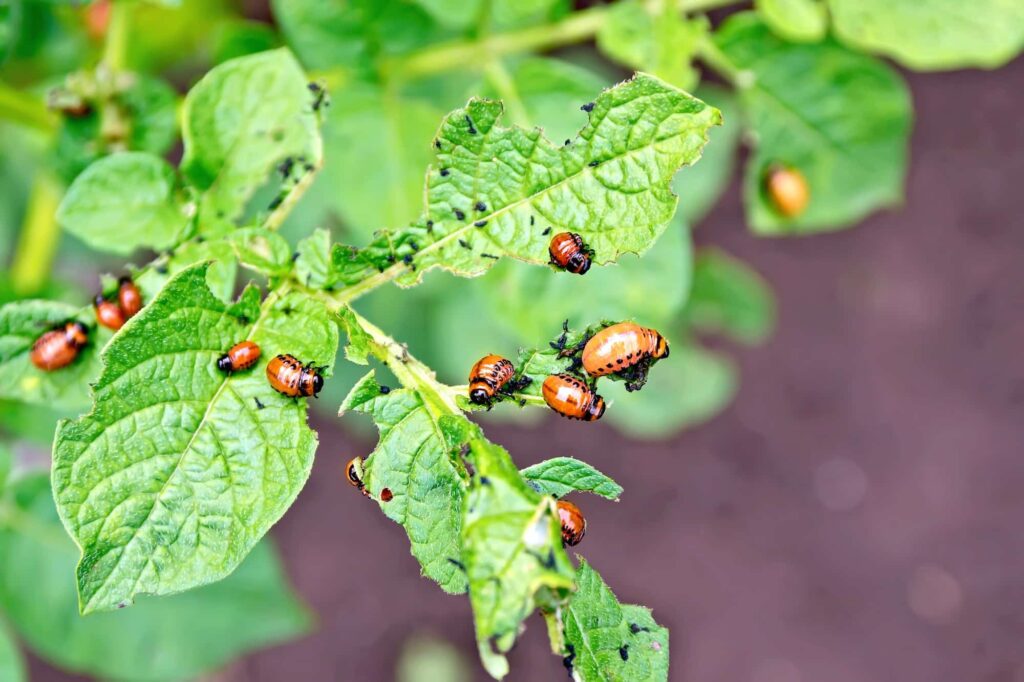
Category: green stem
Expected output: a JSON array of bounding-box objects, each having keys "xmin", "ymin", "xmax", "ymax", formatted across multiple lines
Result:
[
  {"xmin": 383, "ymin": 0, "xmax": 743, "ymax": 80},
  {"xmin": 102, "ymin": 1, "xmax": 132, "ymax": 71},
  {"xmin": 10, "ymin": 174, "xmax": 62, "ymax": 296},
  {"xmin": 263, "ymin": 136, "xmax": 324, "ymax": 233},
  {"xmin": 0, "ymin": 80, "xmax": 58, "ymax": 133},
  {"xmin": 695, "ymin": 34, "xmax": 753, "ymax": 88}
]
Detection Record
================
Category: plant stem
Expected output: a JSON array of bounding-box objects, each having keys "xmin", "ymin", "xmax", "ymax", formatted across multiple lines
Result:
[
  {"xmin": 102, "ymin": 0, "xmax": 132, "ymax": 71},
  {"xmin": 384, "ymin": 0, "xmax": 743, "ymax": 80},
  {"xmin": 0, "ymin": 80, "xmax": 58, "ymax": 133},
  {"xmin": 10, "ymin": 174, "xmax": 62, "ymax": 296}
]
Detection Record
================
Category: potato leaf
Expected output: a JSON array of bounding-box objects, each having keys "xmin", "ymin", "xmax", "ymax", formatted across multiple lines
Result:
[
  {"xmin": 52, "ymin": 264, "xmax": 338, "ymax": 613},
  {"xmin": 520, "ymin": 457, "xmax": 622, "ymax": 500},
  {"xmin": 330, "ymin": 73, "xmax": 721, "ymax": 288},
  {"xmin": 683, "ymin": 247, "xmax": 776, "ymax": 345},
  {"xmin": 717, "ymin": 14, "xmax": 912, "ymax": 234},
  {"xmin": 0, "ymin": 474, "xmax": 310, "ymax": 681},
  {"xmin": 560, "ymin": 559, "xmax": 669, "ymax": 682}
]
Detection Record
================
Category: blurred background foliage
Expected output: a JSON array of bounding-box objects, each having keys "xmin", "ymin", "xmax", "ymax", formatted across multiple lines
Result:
[{"xmin": 0, "ymin": 0, "xmax": 1020, "ymax": 679}]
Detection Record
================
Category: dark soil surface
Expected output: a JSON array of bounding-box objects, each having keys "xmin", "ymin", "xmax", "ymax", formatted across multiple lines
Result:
[{"xmin": 28, "ymin": 56, "xmax": 1024, "ymax": 682}]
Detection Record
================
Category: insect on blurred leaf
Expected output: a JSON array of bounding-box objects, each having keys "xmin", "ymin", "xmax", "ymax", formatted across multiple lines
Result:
[
  {"xmin": 827, "ymin": 0, "xmax": 1024, "ymax": 71},
  {"xmin": 57, "ymin": 152, "xmax": 190, "ymax": 255},
  {"xmin": 0, "ymin": 300, "xmax": 110, "ymax": 410},
  {"xmin": 52, "ymin": 264, "xmax": 338, "ymax": 613},
  {"xmin": 717, "ymin": 13, "xmax": 912, "ymax": 234},
  {"xmin": 520, "ymin": 457, "xmax": 622, "ymax": 501},
  {"xmin": 0, "ymin": 474, "xmax": 310, "ymax": 681}
]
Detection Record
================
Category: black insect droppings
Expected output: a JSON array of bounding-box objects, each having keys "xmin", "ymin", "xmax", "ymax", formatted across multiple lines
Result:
[
  {"xmin": 434, "ymin": 139, "xmax": 441, "ymax": 149},
  {"xmin": 268, "ymin": 195, "xmax": 284, "ymax": 210},
  {"xmin": 291, "ymin": 251, "xmax": 301, "ymax": 262},
  {"xmin": 630, "ymin": 623, "xmax": 651, "ymax": 634},
  {"xmin": 619, "ymin": 645, "xmax": 630, "ymax": 661},
  {"xmin": 440, "ymin": 168, "xmax": 450, "ymax": 177},
  {"xmin": 254, "ymin": 397, "xmax": 265, "ymax": 410},
  {"xmin": 447, "ymin": 557, "xmax": 466, "ymax": 571},
  {"xmin": 458, "ymin": 239, "xmax": 471, "ymax": 249},
  {"xmin": 409, "ymin": 241, "xmax": 419, "ymax": 252},
  {"xmin": 379, "ymin": 385, "xmax": 391, "ymax": 394},
  {"xmin": 465, "ymin": 115, "xmax": 477, "ymax": 134},
  {"xmin": 530, "ymin": 215, "xmax": 535, "ymax": 225},
  {"xmin": 402, "ymin": 254, "xmax": 414, "ymax": 266},
  {"xmin": 563, "ymin": 644, "xmax": 576, "ymax": 677},
  {"xmin": 474, "ymin": 220, "xmax": 487, "ymax": 227},
  {"xmin": 564, "ymin": 139, "xmax": 570, "ymax": 145},
  {"xmin": 481, "ymin": 253, "xmax": 499, "ymax": 259},
  {"xmin": 588, "ymin": 160, "xmax": 599, "ymax": 167},
  {"xmin": 542, "ymin": 226, "xmax": 552, "ymax": 236},
  {"xmin": 155, "ymin": 264, "xmax": 168, "ymax": 274},
  {"xmin": 581, "ymin": 102, "xmax": 595, "ymax": 112},
  {"xmin": 277, "ymin": 157, "xmax": 294, "ymax": 177},
  {"xmin": 236, "ymin": 315, "xmax": 250, "ymax": 325},
  {"xmin": 386, "ymin": 253, "xmax": 396, "ymax": 264},
  {"xmin": 282, "ymin": 305, "xmax": 294, "ymax": 316},
  {"xmin": 195, "ymin": 235, "xmax": 206, "ymax": 243},
  {"xmin": 475, "ymin": 201, "xmax": 486, "ymax": 212},
  {"xmin": 479, "ymin": 476, "xmax": 491, "ymax": 486},
  {"xmin": 454, "ymin": 208, "xmax": 465, "ymax": 220},
  {"xmin": 425, "ymin": 220, "xmax": 434, "ymax": 233}
]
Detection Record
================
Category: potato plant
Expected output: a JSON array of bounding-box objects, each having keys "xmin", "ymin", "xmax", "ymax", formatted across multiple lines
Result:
[{"xmin": 0, "ymin": 1, "xmax": 1021, "ymax": 680}]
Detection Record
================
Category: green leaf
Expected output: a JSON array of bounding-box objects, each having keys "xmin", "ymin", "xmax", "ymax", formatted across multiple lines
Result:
[
  {"xmin": 227, "ymin": 227, "xmax": 294, "ymax": 277},
  {"xmin": 520, "ymin": 457, "xmax": 622, "ymax": 500},
  {"xmin": 396, "ymin": 634, "xmax": 472, "ymax": 682},
  {"xmin": 0, "ymin": 443, "xmax": 9, "ymax": 492},
  {"xmin": 673, "ymin": 87, "xmax": 740, "ymax": 225},
  {"xmin": 294, "ymin": 227, "xmax": 334, "ymax": 289},
  {"xmin": 337, "ymin": 73, "xmax": 720, "ymax": 288},
  {"xmin": 755, "ymin": 0, "xmax": 827, "ymax": 42},
  {"xmin": 0, "ymin": 620, "xmax": 24, "ymax": 682},
  {"xmin": 272, "ymin": 0, "xmax": 449, "ymax": 74},
  {"xmin": 683, "ymin": 247, "xmax": 776, "ymax": 345},
  {"xmin": 828, "ymin": 0, "xmax": 1024, "ymax": 71},
  {"xmin": 0, "ymin": 474, "xmax": 310, "ymax": 681},
  {"xmin": 181, "ymin": 49, "xmax": 321, "ymax": 228},
  {"xmin": 561, "ymin": 559, "xmax": 669, "ymax": 682},
  {"xmin": 57, "ymin": 152, "xmax": 190, "ymax": 255},
  {"xmin": 52, "ymin": 264, "xmax": 338, "ymax": 613},
  {"xmin": 412, "ymin": 0, "xmax": 565, "ymax": 31},
  {"xmin": 716, "ymin": 13, "xmax": 912, "ymax": 234},
  {"xmin": 597, "ymin": 1, "xmax": 706, "ymax": 90},
  {"xmin": 316, "ymin": 83, "xmax": 444, "ymax": 237},
  {"xmin": 339, "ymin": 370, "xmax": 468, "ymax": 594},
  {"xmin": 444, "ymin": 417, "xmax": 574, "ymax": 679},
  {"xmin": 604, "ymin": 342, "xmax": 737, "ymax": 439},
  {"xmin": 0, "ymin": 300, "xmax": 109, "ymax": 410}
]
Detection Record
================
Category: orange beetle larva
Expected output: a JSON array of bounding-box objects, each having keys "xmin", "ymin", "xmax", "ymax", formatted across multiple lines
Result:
[
  {"xmin": 266, "ymin": 353, "xmax": 324, "ymax": 398},
  {"xmin": 548, "ymin": 232, "xmax": 592, "ymax": 275},
  {"xmin": 217, "ymin": 341, "xmax": 261, "ymax": 373},
  {"xmin": 556, "ymin": 500, "xmax": 586, "ymax": 546},
  {"xmin": 541, "ymin": 373, "xmax": 605, "ymax": 421},
  {"xmin": 117, "ymin": 276, "xmax": 143, "ymax": 319},
  {"xmin": 30, "ymin": 321, "xmax": 88, "ymax": 371},
  {"xmin": 581, "ymin": 322, "xmax": 669, "ymax": 378},
  {"xmin": 94, "ymin": 295, "xmax": 125, "ymax": 331},
  {"xmin": 468, "ymin": 354, "xmax": 516, "ymax": 405},
  {"xmin": 765, "ymin": 164, "xmax": 809, "ymax": 218}
]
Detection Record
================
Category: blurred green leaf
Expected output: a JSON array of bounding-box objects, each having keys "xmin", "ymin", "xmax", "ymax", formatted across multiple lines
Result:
[
  {"xmin": 828, "ymin": 0, "xmax": 1024, "ymax": 71},
  {"xmin": 716, "ymin": 13, "xmax": 912, "ymax": 234},
  {"xmin": 227, "ymin": 227, "xmax": 293, "ymax": 277},
  {"xmin": 212, "ymin": 19, "xmax": 282, "ymax": 64},
  {"xmin": 597, "ymin": 0, "xmax": 705, "ymax": 90},
  {"xmin": 181, "ymin": 49, "xmax": 321, "ymax": 228},
  {"xmin": 683, "ymin": 247, "xmax": 775, "ymax": 345},
  {"xmin": 604, "ymin": 342, "xmax": 737, "ymax": 439},
  {"xmin": 57, "ymin": 152, "xmax": 189, "ymax": 255},
  {"xmin": 755, "ymin": 0, "xmax": 827, "ymax": 42},
  {"xmin": 560, "ymin": 559, "xmax": 669, "ymax": 682},
  {"xmin": 0, "ymin": 619, "xmax": 24, "ymax": 682},
  {"xmin": 338, "ymin": 370, "xmax": 469, "ymax": 594},
  {"xmin": 412, "ymin": 0, "xmax": 566, "ymax": 31},
  {"xmin": 0, "ymin": 300, "xmax": 109, "ymax": 410},
  {"xmin": 521, "ymin": 457, "xmax": 622, "ymax": 500},
  {"xmin": 0, "ymin": 474, "xmax": 310, "ymax": 682},
  {"xmin": 272, "ymin": 0, "xmax": 449, "ymax": 74},
  {"xmin": 396, "ymin": 634, "xmax": 472, "ymax": 682},
  {"xmin": 0, "ymin": 443, "xmax": 9, "ymax": 492},
  {"xmin": 52, "ymin": 265, "xmax": 338, "ymax": 613},
  {"xmin": 672, "ymin": 87, "xmax": 739, "ymax": 225}
]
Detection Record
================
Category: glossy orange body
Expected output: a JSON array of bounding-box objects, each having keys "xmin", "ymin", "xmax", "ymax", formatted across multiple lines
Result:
[
  {"xmin": 765, "ymin": 165, "xmax": 809, "ymax": 218},
  {"xmin": 94, "ymin": 296, "xmax": 125, "ymax": 331},
  {"xmin": 118, "ymin": 277, "xmax": 143, "ymax": 319},
  {"xmin": 556, "ymin": 500, "xmax": 586, "ymax": 546},
  {"xmin": 541, "ymin": 373, "xmax": 605, "ymax": 421},
  {"xmin": 218, "ymin": 341, "xmax": 261, "ymax": 373},
  {"xmin": 548, "ymin": 232, "xmax": 591, "ymax": 275},
  {"xmin": 266, "ymin": 354, "xmax": 323, "ymax": 397},
  {"xmin": 582, "ymin": 322, "xmax": 669, "ymax": 377},
  {"xmin": 30, "ymin": 322, "xmax": 88, "ymax": 371},
  {"xmin": 468, "ymin": 354, "xmax": 515, "ymax": 404}
]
